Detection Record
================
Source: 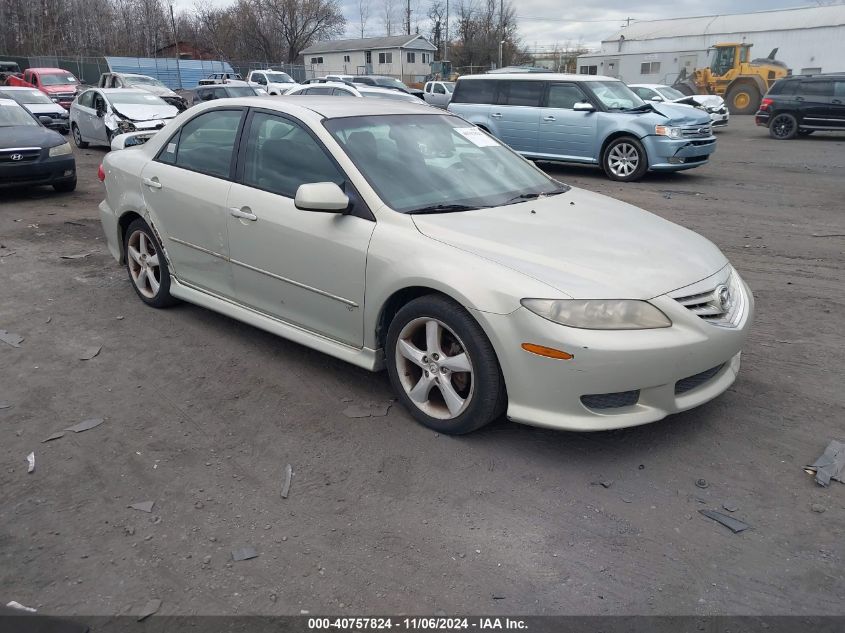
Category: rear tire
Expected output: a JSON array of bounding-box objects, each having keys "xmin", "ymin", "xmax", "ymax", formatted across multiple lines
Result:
[
  {"xmin": 726, "ymin": 84, "xmax": 760, "ymax": 115},
  {"xmin": 71, "ymin": 124, "xmax": 88, "ymax": 149},
  {"xmin": 769, "ymin": 113, "xmax": 798, "ymax": 140},
  {"xmin": 124, "ymin": 218, "xmax": 178, "ymax": 308},
  {"xmin": 602, "ymin": 136, "xmax": 648, "ymax": 182}
]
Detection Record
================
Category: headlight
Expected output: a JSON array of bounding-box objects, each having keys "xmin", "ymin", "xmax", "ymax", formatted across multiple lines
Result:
[
  {"xmin": 521, "ymin": 299, "xmax": 672, "ymax": 330},
  {"xmin": 117, "ymin": 120, "xmax": 136, "ymax": 133},
  {"xmin": 51, "ymin": 97, "xmax": 59, "ymax": 103},
  {"xmin": 48, "ymin": 142, "xmax": 72, "ymax": 157},
  {"xmin": 655, "ymin": 125, "xmax": 683, "ymax": 139}
]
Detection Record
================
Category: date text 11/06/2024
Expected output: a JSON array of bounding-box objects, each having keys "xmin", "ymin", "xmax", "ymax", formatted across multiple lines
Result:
[{"xmin": 307, "ymin": 617, "xmax": 528, "ymax": 630}]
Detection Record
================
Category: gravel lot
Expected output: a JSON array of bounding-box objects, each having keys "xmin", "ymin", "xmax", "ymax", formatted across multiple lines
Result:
[{"xmin": 1, "ymin": 116, "xmax": 844, "ymax": 617}]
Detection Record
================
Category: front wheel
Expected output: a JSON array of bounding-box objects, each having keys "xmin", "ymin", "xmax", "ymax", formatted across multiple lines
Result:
[
  {"xmin": 386, "ymin": 295, "xmax": 506, "ymax": 434},
  {"xmin": 602, "ymin": 137, "xmax": 648, "ymax": 182},
  {"xmin": 71, "ymin": 124, "xmax": 88, "ymax": 148},
  {"xmin": 769, "ymin": 113, "xmax": 798, "ymax": 140},
  {"xmin": 124, "ymin": 218, "xmax": 178, "ymax": 308}
]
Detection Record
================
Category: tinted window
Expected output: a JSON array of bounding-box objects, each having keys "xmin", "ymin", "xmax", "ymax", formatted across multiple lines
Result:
[
  {"xmin": 547, "ymin": 84, "xmax": 588, "ymax": 109},
  {"xmin": 802, "ymin": 81, "xmax": 834, "ymax": 97},
  {"xmin": 241, "ymin": 112, "xmax": 344, "ymax": 198},
  {"xmin": 434, "ymin": 84, "xmax": 446, "ymax": 94},
  {"xmin": 768, "ymin": 79, "xmax": 797, "ymax": 96},
  {"xmin": 834, "ymin": 81, "xmax": 845, "ymax": 98},
  {"xmin": 306, "ymin": 86, "xmax": 333, "ymax": 95},
  {"xmin": 632, "ymin": 87, "xmax": 655, "ymax": 100},
  {"xmin": 332, "ymin": 88, "xmax": 355, "ymax": 96},
  {"xmin": 496, "ymin": 81, "xmax": 543, "ymax": 106},
  {"xmin": 162, "ymin": 109, "xmax": 242, "ymax": 178},
  {"xmin": 451, "ymin": 79, "xmax": 496, "ymax": 104}
]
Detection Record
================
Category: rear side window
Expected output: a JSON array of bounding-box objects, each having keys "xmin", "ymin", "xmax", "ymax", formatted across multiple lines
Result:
[
  {"xmin": 496, "ymin": 81, "xmax": 544, "ymax": 107},
  {"xmin": 834, "ymin": 81, "xmax": 845, "ymax": 98},
  {"xmin": 547, "ymin": 83, "xmax": 589, "ymax": 109},
  {"xmin": 801, "ymin": 81, "xmax": 833, "ymax": 97},
  {"xmin": 451, "ymin": 79, "xmax": 496, "ymax": 104},
  {"xmin": 767, "ymin": 79, "xmax": 795, "ymax": 96},
  {"xmin": 158, "ymin": 109, "xmax": 242, "ymax": 178}
]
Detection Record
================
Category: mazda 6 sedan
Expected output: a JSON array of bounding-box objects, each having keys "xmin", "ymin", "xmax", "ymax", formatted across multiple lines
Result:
[{"xmin": 97, "ymin": 97, "xmax": 753, "ymax": 434}]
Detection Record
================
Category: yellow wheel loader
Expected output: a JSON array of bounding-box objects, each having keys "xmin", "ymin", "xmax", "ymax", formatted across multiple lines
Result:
[{"xmin": 673, "ymin": 43, "xmax": 789, "ymax": 115}]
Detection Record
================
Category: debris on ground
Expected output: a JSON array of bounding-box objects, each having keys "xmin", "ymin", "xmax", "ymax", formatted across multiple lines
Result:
[
  {"xmin": 129, "ymin": 501, "xmax": 155, "ymax": 513},
  {"xmin": 699, "ymin": 509, "xmax": 750, "ymax": 533},
  {"xmin": 591, "ymin": 479, "xmax": 613, "ymax": 488},
  {"xmin": 722, "ymin": 501, "xmax": 739, "ymax": 513},
  {"xmin": 695, "ymin": 478, "xmax": 709, "ymax": 489},
  {"xmin": 0, "ymin": 401, "xmax": 11, "ymax": 410},
  {"xmin": 79, "ymin": 346, "xmax": 102, "ymax": 361},
  {"xmin": 0, "ymin": 330, "xmax": 24, "ymax": 348},
  {"xmin": 805, "ymin": 440, "xmax": 845, "ymax": 487},
  {"xmin": 6, "ymin": 600, "xmax": 37, "ymax": 613},
  {"xmin": 64, "ymin": 417, "xmax": 104, "ymax": 433},
  {"xmin": 44, "ymin": 316, "xmax": 52, "ymax": 324},
  {"xmin": 59, "ymin": 253, "xmax": 91, "ymax": 260},
  {"xmin": 231, "ymin": 546, "xmax": 258, "ymax": 561},
  {"xmin": 42, "ymin": 432, "xmax": 65, "ymax": 443},
  {"xmin": 136, "ymin": 598, "xmax": 161, "ymax": 621},
  {"xmin": 26, "ymin": 452, "xmax": 35, "ymax": 474},
  {"xmin": 342, "ymin": 402, "xmax": 391, "ymax": 418},
  {"xmin": 810, "ymin": 503, "xmax": 827, "ymax": 513},
  {"xmin": 281, "ymin": 463, "xmax": 293, "ymax": 499}
]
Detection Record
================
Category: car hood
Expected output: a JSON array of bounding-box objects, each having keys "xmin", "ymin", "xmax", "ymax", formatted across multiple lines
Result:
[
  {"xmin": 42, "ymin": 85, "xmax": 78, "ymax": 94},
  {"xmin": 128, "ymin": 84, "xmax": 178, "ymax": 98},
  {"xmin": 0, "ymin": 125, "xmax": 65, "ymax": 149},
  {"xmin": 411, "ymin": 187, "xmax": 728, "ymax": 300},
  {"xmin": 649, "ymin": 102, "xmax": 712, "ymax": 125},
  {"xmin": 110, "ymin": 103, "xmax": 178, "ymax": 121},
  {"xmin": 24, "ymin": 103, "xmax": 67, "ymax": 115}
]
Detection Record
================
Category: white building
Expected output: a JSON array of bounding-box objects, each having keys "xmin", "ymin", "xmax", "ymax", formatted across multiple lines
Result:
[
  {"xmin": 576, "ymin": 5, "xmax": 845, "ymax": 85},
  {"xmin": 300, "ymin": 34, "xmax": 437, "ymax": 83}
]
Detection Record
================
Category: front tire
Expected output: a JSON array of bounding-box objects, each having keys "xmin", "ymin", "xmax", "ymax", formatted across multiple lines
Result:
[
  {"xmin": 71, "ymin": 124, "xmax": 88, "ymax": 148},
  {"xmin": 386, "ymin": 295, "xmax": 506, "ymax": 434},
  {"xmin": 769, "ymin": 113, "xmax": 798, "ymax": 140},
  {"xmin": 602, "ymin": 136, "xmax": 648, "ymax": 182},
  {"xmin": 124, "ymin": 218, "xmax": 178, "ymax": 308}
]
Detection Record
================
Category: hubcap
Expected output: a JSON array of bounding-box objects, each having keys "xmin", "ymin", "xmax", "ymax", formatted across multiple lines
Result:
[
  {"xmin": 395, "ymin": 317, "xmax": 474, "ymax": 420},
  {"xmin": 73, "ymin": 126, "xmax": 82, "ymax": 145},
  {"xmin": 773, "ymin": 116, "xmax": 793, "ymax": 137},
  {"xmin": 127, "ymin": 230, "xmax": 161, "ymax": 299},
  {"xmin": 734, "ymin": 92, "xmax": 750, "ymax": 109},
  {"xmin": 608, "ymin": 143, "xmax": 639, "ymax": 177}
]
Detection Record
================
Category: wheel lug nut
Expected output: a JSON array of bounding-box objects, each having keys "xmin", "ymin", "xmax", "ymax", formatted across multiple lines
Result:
[{"xmin": 432, "ymin": 353, "xmax": 439, "ymax": 360}]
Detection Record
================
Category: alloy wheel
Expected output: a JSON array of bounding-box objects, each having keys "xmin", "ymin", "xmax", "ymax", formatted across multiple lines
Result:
[
  {"xmin": 607, "ymin": 142, "xmax": 640, "ymax": 178},
  {"xmin": 394, "ymin": 317, "xmax": 474, "ymax": 420},
  {"xmin": 771, "ymin": 115, "xmax": 795, "ymax": 139},
  {"xmin": 127, "ymin": 230, "xmax": 162, "ymax": 299}
]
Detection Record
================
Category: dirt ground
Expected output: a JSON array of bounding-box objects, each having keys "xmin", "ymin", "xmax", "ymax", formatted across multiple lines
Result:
[{"xmin": 1, "ymin": 116, "xmax": 844, "ymax": 617}]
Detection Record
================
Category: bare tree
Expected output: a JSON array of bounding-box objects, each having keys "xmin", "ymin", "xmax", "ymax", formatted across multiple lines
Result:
[
  {"xmin": 358, "ymin": 0, "xmax": 370, "ymax": 38},
  {"xmin": 382, "ymin": 0, "xmax": 395, "ymax": 36}
]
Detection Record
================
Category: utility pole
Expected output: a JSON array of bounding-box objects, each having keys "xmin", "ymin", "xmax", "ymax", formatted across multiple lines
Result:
[
  {"xmin": 444, "ymin": 0, "xmax": 449, "ymax": 62},
  {"xmin": 406, "ymin": 0, "xmax": 411, "ymax": 35},
  {"xmin": 169, "ymin": 1, "xmax": 183, "ymax": 90},
  {"xmin": 499, "ymin": 0, "xmax": 504, "ymax": 68}
]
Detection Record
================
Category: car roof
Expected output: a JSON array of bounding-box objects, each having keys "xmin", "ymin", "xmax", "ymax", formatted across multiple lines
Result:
[
  {"xmin": 458, "ymin": 72, "xmax": 616, "ymax": 82},
  {"xmin": 629, "ymin": 84, "xmax": 670, "ymax": 89},
  {"xmin": 30, "ymin": 67, "xmax": 67, "ymax": 73},
  {"xmin": 356, "ymin": 86, "xmax": 406, "ymax": 94},
  {"xmin": 216, "ymin": 95, "xmax": 442, "ymax": 119}
]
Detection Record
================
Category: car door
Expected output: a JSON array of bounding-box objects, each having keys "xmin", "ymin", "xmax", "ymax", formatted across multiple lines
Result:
[
  {"xmin": 431, "ymin": 82, "xmax": 449, "ymax": 108},
  {"xmin": 831, "ymin": 80, "xmax": 845, "ymax": 128},
  {"xmin": 489, "ymin": 80, "xmax": 543, "ymax": 154},
  {"xmin": 537, "ymin": 82, "xmax": 598, "ymax": 161},
  {"xmin": 225, "ymin": 109, "xmax": 375, "ymax": 346},
  {"xmin": 632, "ymin": 86, "xmax": 659, "ymax": 102},
  {"xmin": 139, "ymin": 107, "xmax": 245, "ymax": 299},
  {"xmin": 88, "ymin": 91, "xmax": 109, "ymax": 143},
  {"xmin": 74, "ymin": 89, "xmax": 96, "ymax": 139},
  {"xmin": 798, "ymin": 79, "xmax": 834, "ymax": 127}
]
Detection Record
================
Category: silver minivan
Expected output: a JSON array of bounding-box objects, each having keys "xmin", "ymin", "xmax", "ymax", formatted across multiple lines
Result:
[{"xmin": 447, "ymin": 73, "xmax": 717, "ymax": 182}]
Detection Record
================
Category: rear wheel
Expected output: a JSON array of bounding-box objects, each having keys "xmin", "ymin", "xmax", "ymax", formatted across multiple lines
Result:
[
  {"xmin": 769, "ymin": 113, "xmax": 798, "ymax": 140},
  {"xmin": 71, "ymin": 123, "xmax": 88, "ymax": 149},
  {"xmin": 726, "ymin": 83, "xmax": 760, "ymax": 115},
  {"xmin": 124, "ymin": 218, "xmax": 178, "ymax": 308},
  {"xmin": 602, "ymin": 136, "xmax": 648, "ymax": 182}
]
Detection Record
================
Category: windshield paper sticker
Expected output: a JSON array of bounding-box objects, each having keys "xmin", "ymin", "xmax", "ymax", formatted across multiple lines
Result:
[{"xmin": 455, "ymin": 126, "xmax": 500, "ymax": 147}]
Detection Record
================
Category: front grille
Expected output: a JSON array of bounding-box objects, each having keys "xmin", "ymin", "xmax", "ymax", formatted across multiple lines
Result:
[
  {"xmin": 681, "ymin": 125, "xmax": 712, "ymax": 138},
  {"xmin": 0, "ymin": 148, "xmax": 41, "ymax": 163},
  {"xmin": 675, "ymin": 364, "xmax": 725, "ymax": 395},
  {"xmin": 581, "ymin": 390, "xmax": 640, "ymax": 410},
  {"xmin": 673, "ymin": 269, "xmax": 745, "ymax": 328}
]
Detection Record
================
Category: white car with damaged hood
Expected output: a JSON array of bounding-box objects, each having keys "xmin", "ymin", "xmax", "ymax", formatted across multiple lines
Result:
[
  {"xmin": 71, "ymin": 88, "xmax": 178, "ymax": 149},
  {"xmin": 97, "ymin": 97, "xmax": 753, "ymax": 434}
]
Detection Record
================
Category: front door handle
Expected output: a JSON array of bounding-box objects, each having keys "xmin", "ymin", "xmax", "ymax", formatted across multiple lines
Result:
[
  {"xmin": 490, "ymin": 112, "xmax": 502, "ymax": 118},
  {"xmin": 543, "ymin": 115, "xmax": 556, "ymax": 121},
  {"xmin": 230, "ymin": 207, "xmax": 257, "ymax": 221},
  {"xmin": 142, "ymin": 177, "xmax": 162, "ymax": 189},
  {"xmin": 833, "ymin": 99, "xmax": 843, "ymax": 105}
]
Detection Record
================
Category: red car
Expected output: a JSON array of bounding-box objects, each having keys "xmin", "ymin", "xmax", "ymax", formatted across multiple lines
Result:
[{"xmin": 5, "ymin": 68, "xmax": 82, "ymax": 110}]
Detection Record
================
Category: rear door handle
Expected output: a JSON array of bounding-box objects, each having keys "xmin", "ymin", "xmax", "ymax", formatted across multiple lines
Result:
[
  {"xmin": 490, "ymin": 112, "xmax": 502, "ymax": 118},
  {"xmin": 833, "ymin": 99, "xmax": 843, "ymax": 105},
  {"xmin": 543, "ymin": 116, "xmax": 556, "ymax": 121},
  {"xmin": 142, "ymin": 177, "xmax": 162, "ymax": 189},
  {"xmin": 229, "ymin": 207, "xmax": 257, "ymax": 221}
]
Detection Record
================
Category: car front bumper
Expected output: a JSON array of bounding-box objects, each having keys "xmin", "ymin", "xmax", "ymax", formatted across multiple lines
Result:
[
  {"xmin": 643, "ymin": 135, "xmax": 717, "ymax": 171},
  {"xmin": 710, "ymin": 111, "xmax": 729, "ymax": 127},
  {"xmin": 472, "ymin": 269, "xmax": 753, "ymax": 431},
  {"xmin": 0, "ymin": 154, "xmax": 76, "ymax": 189}
]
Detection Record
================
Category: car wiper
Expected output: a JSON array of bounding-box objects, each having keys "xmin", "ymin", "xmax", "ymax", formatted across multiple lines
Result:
[
  {"xmin": 624, "ymin": 103, "xmax": 668, "ymax": 117},
  {"xmin": 503, "ymin": 186, "xmax": 569, "ymax": 206},
  {"xmin": 407, "ymin": 203, "xmax": 480, "ymax": 214}
]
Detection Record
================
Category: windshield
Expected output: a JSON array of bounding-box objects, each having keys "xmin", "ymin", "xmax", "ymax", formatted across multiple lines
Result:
[
  {"xmin": 324, "ymin": 114, "xmax": 566, "ymax": 213},
  {"xmin": 227, "ymin": 86, "xmax": 258, "ymax": 97},
  {"xmin": 126, "ymin": 76, "xmax": 167, "ymax": 89},
  {"xmin": 375, "ymin": 77, "xmax": 408, "ymax": 91},
  {"xmin": 657, "ymin": 86, "xmax": 686, "ymax": 101},
  {"xmin": 0, "ymin": 103, "xmax": 38, "ymax": 127},
  {"xmin": 362, "ymin": 90, "xmax": 419, "ymax": 102},
  {"xmin": 266, "ymin": 72, "xmax": 294, "ymax": 83},
  {"xmin": 1, "ymin": 89, "xmax": 53, "ymax": 105},
  {"xmin": 710, "ymin": 47, "xmax": 735, "ymax": 76},
  {"xmin": 40, "ymin": 73, "xmax": 78, "ymax": 85},
  {"xmin": 588, "ymin": 81, "xmax": 645, "ymax": 110},
  {"xmin": 109, "ymin": 92, "xmax": 169, "ymax": 106}
]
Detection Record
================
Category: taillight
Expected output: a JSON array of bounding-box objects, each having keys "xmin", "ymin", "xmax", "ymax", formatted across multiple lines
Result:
[
  {"xmin": 97, "ymin": 164, "xmax": 105, "ymax": 182},
  {"xmin": 759, "ymin": 98, "xmax": 774, "ymax": 111}
]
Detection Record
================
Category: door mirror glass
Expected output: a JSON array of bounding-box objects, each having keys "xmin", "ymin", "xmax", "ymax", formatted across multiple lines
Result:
[
  {"xmin": 295, "ymin": 182, "xmax": 349, "ymax": 212},
  {"xmin": 573, "ymin": 101, "xmax": 595, "ymax": 111},
  {"xmin": 38, "ymin": 115, "xmax": 53, "ymax": 126}
]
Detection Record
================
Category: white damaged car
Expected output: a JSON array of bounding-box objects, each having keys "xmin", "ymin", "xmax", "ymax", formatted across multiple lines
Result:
[{"xmin": 70, "ymin": 88, "xmax": 178, "ymax": 149}]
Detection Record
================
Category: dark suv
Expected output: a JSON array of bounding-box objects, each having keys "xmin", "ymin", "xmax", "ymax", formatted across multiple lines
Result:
[{"xmin": 756, "ymin": 74, "xmax": 845, "ymax": 139}]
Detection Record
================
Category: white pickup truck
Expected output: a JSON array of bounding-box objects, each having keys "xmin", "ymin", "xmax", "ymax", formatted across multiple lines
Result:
[
  {"xmin": 423, "ymin": 80, "xmax": 455, "ymax": 108},
  {"xmin": 246, "ymin": 70, "xmax": 300, "ymax": 95}
]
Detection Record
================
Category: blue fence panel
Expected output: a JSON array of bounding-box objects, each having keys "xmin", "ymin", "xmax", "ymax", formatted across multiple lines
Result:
[{"xmin": 104, "ymin": 57, "xmax": 235, "ymax": 89}]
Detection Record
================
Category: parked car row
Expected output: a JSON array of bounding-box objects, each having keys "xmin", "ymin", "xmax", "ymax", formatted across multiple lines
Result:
[{"xmin": 754, "ymin": 72, "xmax": 845, "ymax": 139}]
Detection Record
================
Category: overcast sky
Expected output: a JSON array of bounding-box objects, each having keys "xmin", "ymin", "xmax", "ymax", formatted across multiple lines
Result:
[{"xmin": 172, "ymin": 1, "xmax": 832, "ymax": 49}]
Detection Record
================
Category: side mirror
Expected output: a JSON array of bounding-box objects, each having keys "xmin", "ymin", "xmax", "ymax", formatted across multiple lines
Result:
[
  {"xmin": 573, "ymin": 101, "xmax": 595, "ymax": 112},
  {"xmin": 650, "ymin": 96, "xmax": 664, "ymax": 102},
  {"xmin": 294, "ymin": 182, "xmax": 350, "ymax": 213},
  {"xmin": 38, "ymin": 115, "xmax": 53, "ymax": 126}
]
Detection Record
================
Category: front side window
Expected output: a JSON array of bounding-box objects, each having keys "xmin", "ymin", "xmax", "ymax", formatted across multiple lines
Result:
[
  {"xmin": 266, "ymin": 72, "xmax": 293, "ymax": 83},
  {"xmin": 434, "ymin": 84, "xmax": 446, "ymax": 94},
  {"xmin": 710, "ymin": 47, "xmax": 735, "ymax": 76},
  {"xmin": 496, "ymin": 81, "xmax": 544, "ymax": 107},
  {"xmin": 77, "ymin": 90, "xmax": 95, "ymax": 108},
  {"xmin": 587, "ymin": 81, "xmax": 644, "ymax": 110},
  {"xmin": 547, "ymin": 83, "xmax": 588, "ymax": 109},
  {"xmin": 160, "ymin": 109, "xmax": 242, "ymax": 177},
  {"xmin": 324, "ymin": 114, "xmax": 565, "ymax": 213},
  {"xmin": 242, "ymin": 112, "xmax": 344, "ymax": 198},
  {"xmin": 451, "ymin": 79, "xmax": 496, "ymax": 104},
  {"xmin": 656, "ymin": 86, "xmax": 686, "ymax": 100}
]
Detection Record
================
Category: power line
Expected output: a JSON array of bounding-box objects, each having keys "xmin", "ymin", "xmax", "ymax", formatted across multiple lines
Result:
[{"xmin": 516, "ymin": 15, "xmax": 638, "ymax": 23}]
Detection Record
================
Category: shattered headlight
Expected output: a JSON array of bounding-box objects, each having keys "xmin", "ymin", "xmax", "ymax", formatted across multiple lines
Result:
[
  {"xmin": 521, "ymin": 299, "xmax": 672, "ymax": 330},
  {"xmin": 117, "ymin": 120, "xmax": 136, "ymax": 133}
]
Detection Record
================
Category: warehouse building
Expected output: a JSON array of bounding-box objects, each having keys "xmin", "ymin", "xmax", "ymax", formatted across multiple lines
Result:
[{"xmin": 576, "ymin": 4, "xmax": 845, "ymax": 85}]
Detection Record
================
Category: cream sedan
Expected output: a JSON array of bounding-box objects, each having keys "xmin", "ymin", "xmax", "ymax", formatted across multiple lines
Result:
[{"xmin": 97, "ymin": 98, "xmax": 753, "ymax": 434}]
